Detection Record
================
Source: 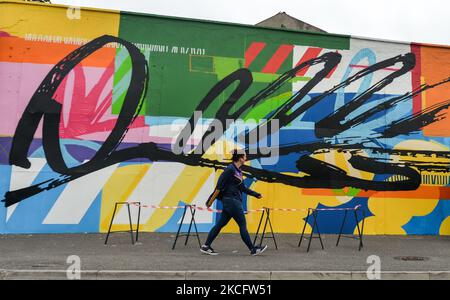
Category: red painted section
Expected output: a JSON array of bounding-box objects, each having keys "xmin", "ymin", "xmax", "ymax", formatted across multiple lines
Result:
[
  {"xmin": 261, "ymin": 44, "xmax": 294, "ymax": 74},
  {"xmin": 294, "ymin": 47, "xmax": 322, "ymax": 77},
  {"xmin": 244, "ymin": 42, "xmax": 266, "ymax": 68}
]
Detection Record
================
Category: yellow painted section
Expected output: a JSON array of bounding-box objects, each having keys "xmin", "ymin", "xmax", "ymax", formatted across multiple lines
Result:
[
  {"xmin": 99, "ymin": 164, "xmax": 150, "ymax": 232},
  {"xmin": 143, "ymin": 166, "xmax": 214, "ymax": 231},
  {"xmin": 0, "ymin": 1, "xmax": 120, "ymax": 38},
  {"xmin": 364, "ymin": 196, "xmax": 439, "ymax": 235},
  {"xmin": 439, "ymin": 216, "xmax": 450, "ymax": 235}
]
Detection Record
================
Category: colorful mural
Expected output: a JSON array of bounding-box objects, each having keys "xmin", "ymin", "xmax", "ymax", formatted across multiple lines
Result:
[{"xmin": 1, "ymin": 1, "xmax": 450, "ymax": 235}]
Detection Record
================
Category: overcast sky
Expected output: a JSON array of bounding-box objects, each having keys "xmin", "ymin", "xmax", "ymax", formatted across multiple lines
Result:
[{"xmin": 52, "ymin": 0, "xmax": 450, "ymax": 46}]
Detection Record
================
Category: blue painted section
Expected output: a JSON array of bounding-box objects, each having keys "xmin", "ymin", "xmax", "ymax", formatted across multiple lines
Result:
[
  {"xmin": 0, "ymin": 164, "xmax": 12, "ymax": 233},
  {"xmin": 403, "ymin": 200, "xmax": 450, "ymax": 235},
  {"xmin": 1, "ymin": 139, "xmax": 110, "ymax": 233},
  {"xmin": 301, "ymin": 93, "xmax": 337, "ymax": 123},
  {"xmin": 3, "ymin": 164, "xmax": 102, "ymax": 233},
  {"xmin": 305, "ymin": 197, "xmax": 373, "ymax": 234},
  {"xmin": 335, "ymin": 48, "xmax": 376, "ymax": 112}
]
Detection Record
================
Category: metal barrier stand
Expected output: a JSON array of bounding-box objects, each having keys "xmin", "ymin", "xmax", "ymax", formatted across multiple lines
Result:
[
  {"xmin": 298, "ymin": 208, "xmax": 324, "ymax": 252},
  {"xmin": 103, "ymin": 202, "xmax": 365, "ymax": 252},
  {"xmin": 172, "ymin": 205, "xmax": 202, "ymax": 250},
  {"xmin": 105, "ymin": 202, "xmax": 141, "ymax": 245},
  {"xmin": 253, "ymin": 207, "xmax": 278, "ymax": 250},
  {"xmin": 336, "ymin": 206, "xmax": 366, "ymax": 251}
]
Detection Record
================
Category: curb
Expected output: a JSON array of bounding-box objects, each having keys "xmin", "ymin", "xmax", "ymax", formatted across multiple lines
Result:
[{"xmin": 1, "ymin": 269, "xmax": 450, "ymax": 280}]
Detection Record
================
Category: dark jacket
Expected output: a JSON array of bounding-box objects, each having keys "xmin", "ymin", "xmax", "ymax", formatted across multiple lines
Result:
[{"xmin": 206, "ymin": 164, "xmax": 260, "ymax": 207}]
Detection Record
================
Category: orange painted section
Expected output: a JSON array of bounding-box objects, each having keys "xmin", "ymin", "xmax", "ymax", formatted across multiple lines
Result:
[
  {"xmin": 0, "ymin": 36, "xmax": 115, "ymax": 67},
  {"xmin": 421, "ymin": 46, "xmax": 450, "ymax": 136}
]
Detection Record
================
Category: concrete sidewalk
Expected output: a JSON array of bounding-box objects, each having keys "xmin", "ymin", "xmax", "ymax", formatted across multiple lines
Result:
[{"xmin": 0, "ymin": 233, "xmax": 449, "ymax": 279}]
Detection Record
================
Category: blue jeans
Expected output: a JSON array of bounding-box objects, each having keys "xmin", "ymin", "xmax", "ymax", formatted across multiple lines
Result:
[{"xmin": 205, "ymin": 197, "xmax": 254, "ymax": 251}]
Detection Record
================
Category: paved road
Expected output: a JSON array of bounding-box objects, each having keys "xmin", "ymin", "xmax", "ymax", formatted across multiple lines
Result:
[{"xmin": 0, "ymin": 233, "xmax": 449, "ymax": 279}]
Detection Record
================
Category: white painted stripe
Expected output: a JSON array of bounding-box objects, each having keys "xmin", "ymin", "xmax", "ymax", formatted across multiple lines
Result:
[
  {"xmin": 7, "ymin": 158, "xmax": 47, "ymax": 222},
  {"xmin": 292, "ymin": 46, "xmax": 309, "ymax": 69},
  {"xmin": 43, "ymin": 164, "xmax": 119, "ymax": 224},
  {"xmin": 149, "ymin": 124, "xmax": 185, "ymax": 139},
  {"xmin": 113, "ymin": 162, "xmax": 186, "ymax": 225},
  {"xmin": 293, "ymin": 40, "xmax": 412, "ymax": 95}
]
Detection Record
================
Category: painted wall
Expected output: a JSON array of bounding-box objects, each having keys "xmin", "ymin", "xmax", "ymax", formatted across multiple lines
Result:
[{"xmin": 1, "ymin": 1, "xmax": 450, "ymax": 235}]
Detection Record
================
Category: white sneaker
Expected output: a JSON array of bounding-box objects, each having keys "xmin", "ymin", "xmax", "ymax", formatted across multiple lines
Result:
[
  {"xmin": 200, "ymin": 245, "xmax": 219, "ymax": 255},
  {"xmin": 251, "ymin": 245, "xmax": 268, "ymax": 256}
]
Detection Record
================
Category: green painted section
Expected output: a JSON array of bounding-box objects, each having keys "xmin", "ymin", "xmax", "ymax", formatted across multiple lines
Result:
[
  {"xmin": 252, "ymin": 73, "xmax": 311, "ymax": 83},
  {"xmin": 116, "ymin": 13, "xmax": 350, "ymax": 119},
  {"xmin": 333, "ymin": 188, "xmax": 362, "ymax": 197},
  {"xmin": 243, "ymin": 92, "xmax": 293, "ymax": 121},
  {"xmin": 214, "ymin": 57, "xmax": 243, "ymax": 80},
  {"xmin": 112, "ymin": 47, "xmax": 150, "ymax": 115}
]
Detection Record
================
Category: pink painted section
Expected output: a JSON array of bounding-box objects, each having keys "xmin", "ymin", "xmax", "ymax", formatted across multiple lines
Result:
[
  {"xmin": 0, "ymin": 62, "xmax": 50, "ymax": 138},
  {"xmin": 78, "ymin": 125, "xmax": 152, "ymax": 143},
  {"xmin": 0, "ymin": 62, "xmax": 150, "ymax": 143}
]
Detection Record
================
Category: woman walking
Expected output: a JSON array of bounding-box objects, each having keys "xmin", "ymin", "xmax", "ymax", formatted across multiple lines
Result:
[{"xmin": 201, "ymin": 150, "xmax": 267, "ymax": 256}]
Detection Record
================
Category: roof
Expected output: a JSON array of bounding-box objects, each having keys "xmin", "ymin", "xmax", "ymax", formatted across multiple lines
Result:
[{"xmin": 256, "ymin": 12, "xmax": 326, "ymax": 33}]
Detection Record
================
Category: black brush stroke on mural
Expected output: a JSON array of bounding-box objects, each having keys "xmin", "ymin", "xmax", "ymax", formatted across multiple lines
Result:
[{"xmin": 3, "ymin": 34, "xmax": 450, "ymax": 207}]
